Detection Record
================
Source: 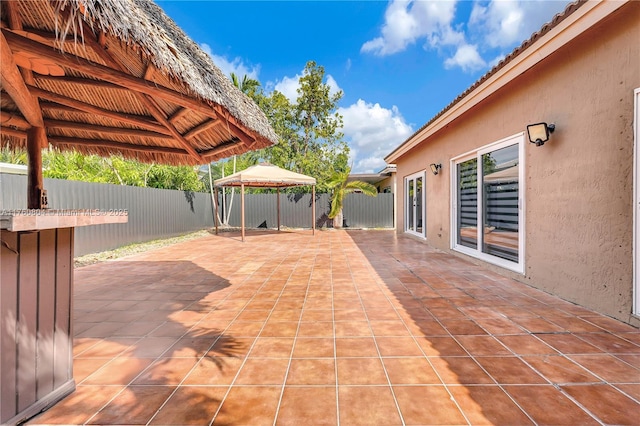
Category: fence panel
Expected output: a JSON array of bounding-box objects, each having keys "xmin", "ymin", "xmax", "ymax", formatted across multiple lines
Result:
[{"xmin": 2, "ymin": 174, "xmax": 394, "ymax": 256}]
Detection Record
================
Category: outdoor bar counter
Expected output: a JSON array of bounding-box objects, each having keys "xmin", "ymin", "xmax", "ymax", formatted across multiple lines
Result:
[{"xmin": 0, "ymin": 210, "xmax": 127, "ymax": 425}]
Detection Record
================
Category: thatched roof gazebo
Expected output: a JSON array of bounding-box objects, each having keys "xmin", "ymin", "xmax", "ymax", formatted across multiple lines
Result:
[
  {"xmin": 214, "ymin": 163, "xmax": 316, "ymax": 242},
  {"xmin": 0, "ymin": 1, "xmax": 277, "ymax": 423},
  {"xmin": 1, "ymin": 0, "xmax": 278, "ymax": 208}
]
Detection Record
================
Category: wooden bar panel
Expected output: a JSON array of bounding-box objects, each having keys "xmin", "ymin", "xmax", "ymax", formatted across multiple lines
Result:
[
  {"xmin": 36, "ymin": 229, "xmax": 56, "ymax": 399},
  {"xmin": 17, "ymin": 232, "xmax": 38, "ymax": 412},
  {"xmin": 53, "ymin": 228, "xmax": 73, "ymax": 387},
  {"xmin": 0, "ymin": 231, "xmax": 19, "ymax": 424}
]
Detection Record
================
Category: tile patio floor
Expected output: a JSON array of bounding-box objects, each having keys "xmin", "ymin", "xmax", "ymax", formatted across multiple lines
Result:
[{"xmin": 27, "ymin": 229, "xmax": 640, "ymax": 425}]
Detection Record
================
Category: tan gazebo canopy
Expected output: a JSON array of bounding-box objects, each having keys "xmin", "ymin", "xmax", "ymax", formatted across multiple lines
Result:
[
  {"xmin": 1, "ymin": 0, "xmax": 277, "ymax": 208},
  {"xmin": 214, "ymin": 162, "xmax": 316, "ymax": 241}
]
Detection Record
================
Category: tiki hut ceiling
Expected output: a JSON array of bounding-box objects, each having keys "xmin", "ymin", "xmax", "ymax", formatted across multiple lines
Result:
[{"xmin": 0, "ymin": 0, "xmax": 278, "ymax": 165}]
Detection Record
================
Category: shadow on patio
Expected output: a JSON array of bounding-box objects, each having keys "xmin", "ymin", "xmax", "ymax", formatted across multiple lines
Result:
[{"xmin": 24, "ymin": 229, "xmax": 639, "ymax": 425}]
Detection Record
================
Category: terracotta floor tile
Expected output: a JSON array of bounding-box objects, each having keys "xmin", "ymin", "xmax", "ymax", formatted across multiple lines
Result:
[
  {"xmin": 123, "ymin": 336, "xmax": 178, "ymax": 358},
  {"xmin": 410, "ymin": 319, "xmax": 450, "ymax": 336},
  {"xmin": 440, "ymin": 318, "xmax": 488, "ymax": 335},
  {"xmin": 162, "ymin": 337, "xmax": 215, "ymax": 358},
  {"xmin": 569, "ymin": 354, "xmax": 640, "ymax": 383},
  {"xmin": 616, "ymin": 354, "xmax": 640, "ymax": 368},
  {"xmin": 449, "ymin": 385, "xmax": 534, "ymax": 425},
  {"xmin": 375, "ymin": 337, "xmax": 424, "ymax": 356},
  {"xmin": 183, "ymin": 357, "xmax": 243, "ymax": 385},
  {"xmin": 615, "ymin": 384, "xmax": 640, "ymax": 400},
  {"xmin": 475, "ymin": 356, "xmax": 546, "ymax": 384},
  {"xmin": 224, "ymin": 321, "xmax": 264, "ymax": 337},
  {"xmin": 562, "ymin": 384, "xmax": 640, "ymax": 425},
  {"xmin": 576, "ymin": 332, "xmax": 640, "ymax": 354},
  {"xmin": 287, "ymin": 358, "xmax": 336, "ymax": 385},
  {"xmin": 260, "ymin": 321, "xmax": 299, "ymax": 337},
  {"xmin": 522, "ymin": 355, "xmax": 601, "ymax": 384},
  {"xmin": 456, "ymin": 335, "xmax": 512, "ymax": 356},
  {"xmin": 417, "ymin": 336, "xmax": 468, "ymax": 356},
  {"xmin": 149, "ymin": 386, "xmax": 227, "ymax": 425},
  {"xmin": 369, "ymin": 320, "xmax": 411, "ymax": 336},
  {"xmin": 335, "ymin": 337, "xmax": 379, "ymax": 357},
  {"xmin": 382, "ymin": 357, "xmax": 441, "ymax": 384},
  {"xmin": 73, "ymin": 358, "xmax": 111, "ymax": 383},
  {"xmin": 206, "ymin": 336, "xmax": 255, "ymax": 358},
  {"xmin": 77, "ymin": 338, "xmax": 138, "ymax": 358},
  {"xmin": 292, "ymin": 337, "xmax": 335, "ymax": 358},
  {"xmin": 276, "ymin": 386, "xmax": 337, "ymax": 425},
  {"xmin": 338, "ymin": 386, "xmax": 402, "ymax": 425},
  {"xmin": 297, "ymin": 321, "xmax": 334, "ymax": 337},
  {"xmin": 536, "ymin": 333, "xmax": 603, "ymax": 354},
  {"xmin": 510, "ymin": 317, "xmax": 565, "ymax": 334},
  {"xmin": 334, "ymin": 321, "xmax": 373, "ymax": 337},
  {"xmin": 337, "ymin": 357, "xmax": 388, "ymax": 385},
  {"xmin": 249, "ymin": 337, "xmax": 295, "ymax": 358},
  {"xmin": 87, "ymin": 385, "xmax": 175, "ymax": 425},
  {"xmin": 235, "ymin": 358, "xmax": 290, "ymax": 385},
  {"xmin": 394, "ymin": 385, "xmax": 467, "ymax": 425},
  {"xmin": 82, "ymin": 357, "xmax": 154, "ymax": 385},
  {"xmin": 132, "ymin": 357, "xmax": 198, "ymax": 385},
  {"xmin": 497, "ymin": 334, "xmax": 559, "ymax": 355},
  {"xmin": 213, "ymin": 386, "xmax": 281, "ymax": 425},
  {"xmin": 333, "ymin": 308, "xmax": 367, "ymax": 322},
  {"xmin": 472, "ymin": 316, "xmax": 526, "ymax": 335},
  {"xmin": 429, "ymin": 357, "xmax": 494, "ymax": 385},
  {"xmin": 26, "ymin": 385, "xmax": 124, "ymax": 425},
  {"xmin": 504, "ymin": 385, "xmax": 599, "ymax": 425}
]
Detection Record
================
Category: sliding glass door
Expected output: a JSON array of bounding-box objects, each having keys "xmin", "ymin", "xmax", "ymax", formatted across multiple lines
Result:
[
  {"xmin": 452, "ymin": 134, "xmax": 524, "ymax": 272},
  {"xmin": 405, "ymin": 171, "xmax": 425, "ymax": 238}
]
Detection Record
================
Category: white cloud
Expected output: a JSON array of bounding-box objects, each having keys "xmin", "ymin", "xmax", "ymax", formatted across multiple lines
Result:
[
  {"xmin": 339, "ymin": 99, "xmax": 413, "ymax": 173},
  {"xmin": 273, "ymin": 71, "xmax": 343, "ymax": 103},
  {"xmin": 444, "ymin": 44, "xmax": 486, "ymax": 72},
  {"xmin": 469, "ymin": 0, "xmax": 561, "ymax": 49},
  {"xmin": 200, "ymin": 43, "xmax": 259, "ymax": 81},
  {"xmin": 363, "ymin": 0, "xmax": 569, "ymax": 72},
  {"xmin": 361, "ymin": 0, "xmax": 459, "ymax": 56}
]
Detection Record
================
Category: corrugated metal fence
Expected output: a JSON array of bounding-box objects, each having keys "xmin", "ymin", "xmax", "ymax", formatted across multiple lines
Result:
[{"xmin": 1, "ymin": 174, "xmax": 393, "ymax": 256}]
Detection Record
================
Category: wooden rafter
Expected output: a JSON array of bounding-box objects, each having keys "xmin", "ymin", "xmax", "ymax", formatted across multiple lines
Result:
[
  {"xmin": 86, "ymin": 29, "xmax": 203, "ymax": 162},
  {"xmin": 184, "ymin": 119, "xmax": 221, "ymax": 140},
  {"xmin": 28, "ymin": 85, "xmax": 172, "ymax": 135},
  {"xmin": 169, "ymin": 107, "xmax": 189, "ymax": 124},
  {"xmin": 36, "ymin": 75, "xmax": 122, "ymax": 90},
  {"xmin": 49, "ymin": 136, "xmax": 189, "ymax": 156},
  {"xmin": 5, "ymin": 0, "xmax": 35, "ymax": 86},
  {"xmin": 0, "ymin": 125, "xmax": 27, "ymax": 138},
  {"xmin": 201, "ymin": 140, "xmax": 244, "ymax": 159},
  {"xmin": 43, "ymin": 119, "xmax": 174, "ymax": 140},
  {"xmin": 0, "ymin": 110, "xmax": 30, "ymax": 128}
]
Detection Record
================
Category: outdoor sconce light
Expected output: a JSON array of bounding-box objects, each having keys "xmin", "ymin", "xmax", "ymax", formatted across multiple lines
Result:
[
  {"xmin": 430, "ymin": 163, "xmax": 442, "ymax": 175},
  {"xmin": 526, "ymin": 122, "xmax": 555, "ymax": 146}
]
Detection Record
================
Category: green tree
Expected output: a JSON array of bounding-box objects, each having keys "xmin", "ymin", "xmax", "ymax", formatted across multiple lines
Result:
[
  {"xmin": 0, "ymin": 147, "xmax": 27, "ymax": 164},
  {"xmin": 327, "ymin": 166, "xmax": 377, "ymax": 228}
]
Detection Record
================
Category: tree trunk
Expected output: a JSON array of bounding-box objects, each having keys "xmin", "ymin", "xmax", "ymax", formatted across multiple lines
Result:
[{"xmin": 333, "ymin": 210, "xmax": 343, "ymax": 229}]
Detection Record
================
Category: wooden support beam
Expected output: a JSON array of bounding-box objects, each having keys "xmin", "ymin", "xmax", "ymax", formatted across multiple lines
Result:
[
  {"xmin": 0, "ymin": 31, "xmax": 43, "ymax": 127},
  {"xmin": 0, "ymin": 111, "xmax": 30, "ymax": 129},
  {"xmin": 43, "ymin": 119, "xmax": 174, "ymax": 140},
  {"xmin": 184, "ymin": 119, "xmax": 221, "ymax": 140},
  {"xmin": 2, "ymin": 29, "xmax": 219, "ymax": 120},
  {"xmin": 28, "ymin": 85, "xmax": 172, "ymax": 135},
  {"xmin": 1, "ymin": 125, "xmax": 27, "ymax": 138},
  {"xmin": 48, "ymin": 136, "xmax": 189, "ymax": 156},
  {"xmin": 168, "ymin": 107, "xmax": 189, "ymax": 124},
  {"xmin": 26, "ymin": 127, "xmax": 45, "ymax": 209},
  {"xmin": 5, "ymin": 0, "xmax": 36, "ymax": 86},
  {"xmin": 200, "ymin": 140, "xmax": 243, "ymax": 159}
]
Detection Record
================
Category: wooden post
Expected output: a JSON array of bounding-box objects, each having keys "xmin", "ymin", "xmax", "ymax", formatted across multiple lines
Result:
[
  {"xmin": 214, "ymin": 186, "xmax": 219, "ymax": 235},
  {"xmin": 241, "ymin": 183, "xmax": 245, "ymax": 242},
  {"xmin": 312, "ymin": 185, "xmax": 316, "ymax": 235},
  {"xmin": 27, "ymin": 127, "xmax": 45, "ymax": 209},
  {"xmin": 277, "ymin": 188, "xmax": 281, "ymax": 231}
]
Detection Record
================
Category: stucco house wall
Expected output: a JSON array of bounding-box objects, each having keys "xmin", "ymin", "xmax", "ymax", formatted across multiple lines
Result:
[{"xmin": 390, "ymin": 1, "xmax": 639, "ymax": 325}]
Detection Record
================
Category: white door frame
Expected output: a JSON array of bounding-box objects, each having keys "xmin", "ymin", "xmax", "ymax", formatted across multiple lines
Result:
[
  {"xmin": 633, "ymin": 87, "xmax": 640, "ymax": 316},
  {"xmin": 404, "ymin": 171, "xmax": 426, "ymax": 238}
]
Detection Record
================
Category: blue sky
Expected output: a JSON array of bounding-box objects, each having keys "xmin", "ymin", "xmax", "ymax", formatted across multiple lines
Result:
[{"xmin": 158, "ymin": 0, "xmax": 572, "ymax": 173}]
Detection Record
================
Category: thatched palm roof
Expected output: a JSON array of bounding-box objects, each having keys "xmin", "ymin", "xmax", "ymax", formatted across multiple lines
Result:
[{"xmin": 0, "ymin": 0, "xmax": 278, "ymax": 165}]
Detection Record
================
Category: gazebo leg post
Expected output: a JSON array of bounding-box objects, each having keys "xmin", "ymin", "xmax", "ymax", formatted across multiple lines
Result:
[
  {"xmin": 241, "ymin": 183, "xmax": 245, "ymax": 242},
  {"xmin": 27, "ymin": 127, "xmax": 46, "ymax": 209},
  {"xmin": 214, "ymin": 186, "xmax": 219, "ymax": 235},
  {"xmin": 277, "ymin": 188, "xmax": 281, "ymax": 231},
  {"xmin": 312, "ymin": 185, "xmax": 316, "ymax": 235}
]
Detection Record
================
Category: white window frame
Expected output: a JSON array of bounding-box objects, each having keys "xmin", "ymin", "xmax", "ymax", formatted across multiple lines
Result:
[
  {"xmin": 633, "ymin": 87, "xmax": 640, "ymax": 317},
  {"xmin": 405, "ymin": 170, "xmax": 426, "ymax": 239},
  {"xmin": 450, "ymin": 133, "xmax": 526, "ymax": 273}
]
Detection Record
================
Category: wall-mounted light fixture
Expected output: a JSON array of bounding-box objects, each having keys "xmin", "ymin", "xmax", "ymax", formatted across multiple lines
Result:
[
  {"xmin": 430, "ymin": 163, "xmax": 442, "ymax": 175},
  {"xmin": 526, "ymin": 122, "xmax": 555, "ymax": 146}
]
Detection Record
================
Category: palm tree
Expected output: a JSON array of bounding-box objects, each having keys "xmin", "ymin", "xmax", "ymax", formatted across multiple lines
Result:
[{"xmin": 327, "ymin": 166, "xmax": 378, "ymax": 228}]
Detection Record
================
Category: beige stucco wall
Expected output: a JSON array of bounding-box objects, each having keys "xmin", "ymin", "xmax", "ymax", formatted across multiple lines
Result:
[{"xmin": 393, "ymin": 2, "xmax": 640, "ymax": 325}]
